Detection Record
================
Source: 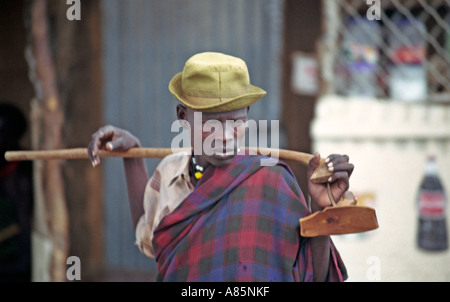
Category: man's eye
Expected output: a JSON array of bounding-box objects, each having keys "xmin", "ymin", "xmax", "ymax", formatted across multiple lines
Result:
[{"xmin": 234, "ymin": 120, "xmax": 246, "ymax": 126}]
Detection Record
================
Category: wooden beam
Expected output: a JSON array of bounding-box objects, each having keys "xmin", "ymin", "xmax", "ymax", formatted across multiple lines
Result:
[{"xmin": 26, "ymin": 0, "xmax": 69, "ymax": 282}]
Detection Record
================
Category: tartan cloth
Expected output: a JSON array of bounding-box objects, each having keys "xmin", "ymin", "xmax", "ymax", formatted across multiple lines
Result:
[{"xmin": 152, "ymin": 155, "xmax": 347, "ymax": 282}]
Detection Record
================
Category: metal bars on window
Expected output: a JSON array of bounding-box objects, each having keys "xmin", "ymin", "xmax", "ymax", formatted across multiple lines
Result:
[{"xmin": 321, "ymin": 0, "xmax": 450, "ymax": 102}]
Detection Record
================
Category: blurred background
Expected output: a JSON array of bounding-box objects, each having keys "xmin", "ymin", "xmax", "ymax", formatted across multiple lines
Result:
[{"xmin": 0, "ymin": 0, "xmax": 449, "ymax": 281}]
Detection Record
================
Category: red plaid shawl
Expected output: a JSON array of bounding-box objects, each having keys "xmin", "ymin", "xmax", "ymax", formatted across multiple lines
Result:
[{"xmin": 153, "ymin": 155, "xmax": 347, "ymax": 281}]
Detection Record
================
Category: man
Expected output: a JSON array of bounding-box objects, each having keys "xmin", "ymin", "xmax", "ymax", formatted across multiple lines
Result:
[{"xmin": 88, "ymin": 52, "xmax": 351, "ymax": 281}]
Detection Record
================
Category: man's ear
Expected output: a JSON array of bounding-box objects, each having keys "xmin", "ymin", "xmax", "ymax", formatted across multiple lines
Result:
[
  {"xmin": 176, "ymin": 104, "xmax": 188, "ymax": 120},
  {"xmin": 176, "ymin": 104, "xmax": 192, "ymax": 130}
]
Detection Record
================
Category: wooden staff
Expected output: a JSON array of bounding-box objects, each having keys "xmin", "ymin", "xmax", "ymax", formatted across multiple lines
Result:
[
  {"xmin": 4, "ymin": 147, "xmax": 313, "ymax": 163},
  {"xmin": 4, "ymin": 147, "xmax": 332, "ymax": 183}
]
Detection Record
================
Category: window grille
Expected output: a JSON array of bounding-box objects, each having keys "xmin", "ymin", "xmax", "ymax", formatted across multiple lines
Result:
[{"xmin": 321, "ymin": 0, "xmax": 450, "ymax": 102}]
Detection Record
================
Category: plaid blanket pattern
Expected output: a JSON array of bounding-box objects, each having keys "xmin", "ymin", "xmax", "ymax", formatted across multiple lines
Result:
[{"xmin": 153, "ymin": 155, "xmax": 347, "ymax": 281}]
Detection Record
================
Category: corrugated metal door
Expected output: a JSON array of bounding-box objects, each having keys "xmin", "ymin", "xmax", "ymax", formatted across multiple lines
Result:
[{"xmin": 101, "ymin": 0, "xmax": 284, "ymax": 271}]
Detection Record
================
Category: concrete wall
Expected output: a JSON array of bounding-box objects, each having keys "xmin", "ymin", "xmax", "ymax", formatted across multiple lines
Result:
[{"xmin": 312, "ymin": 95, "xmax": 450, "ymax": 281}]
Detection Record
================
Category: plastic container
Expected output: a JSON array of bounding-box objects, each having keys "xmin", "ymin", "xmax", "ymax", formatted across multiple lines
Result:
[
  {"xmin": 389, "ymin": 65, "xmax": 427, "ymax": 102},
  {"xmin": 341, "ymin": 17, "xmax": 381, "ymax": 97},
  {"xmin": 388, "ymin": 18, "xmax": 427, "ymax": 101}
]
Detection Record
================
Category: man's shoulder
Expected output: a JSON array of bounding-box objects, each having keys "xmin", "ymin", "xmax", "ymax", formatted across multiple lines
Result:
[
  {"xmin": 239, "ymin": 155, "xmax": 297, "ymax": 183},
  {"xmin": 149, "ymin": 151, "xmax": 190, "ymax": 185},
  {"xmin": 250, "ymin": 157, "xmax": 302, "ymax": 194},
  {"xmin": 157, "ymin": 150, "xmax": 190, "ymax": 169},
  {"xmin": 250, "ymin": 156, "xmax": 293, "ymax": 175},
  {"xmin": 238, "ymin": 156, "xmax": 306, "ymax": 209}
]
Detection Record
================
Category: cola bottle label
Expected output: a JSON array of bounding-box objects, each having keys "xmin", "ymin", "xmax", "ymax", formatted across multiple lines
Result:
[{"xmin": 418, "ymin": 190, "xmax": 446, "ymax": 220}]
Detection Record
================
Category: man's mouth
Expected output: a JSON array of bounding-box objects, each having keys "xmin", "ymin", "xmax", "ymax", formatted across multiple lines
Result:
[{"xmin": 212, "ymin": 149, "xmax": 235, "ymax": 159}]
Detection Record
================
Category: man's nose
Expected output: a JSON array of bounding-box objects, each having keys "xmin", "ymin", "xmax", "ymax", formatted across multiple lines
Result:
[
  {"xmin": 212, "ymin": 122, "xmax": 234, "ymax": 148},
  {"xmin": 223, "ymin": 122, "xmax": 235, "ymax": 142}
]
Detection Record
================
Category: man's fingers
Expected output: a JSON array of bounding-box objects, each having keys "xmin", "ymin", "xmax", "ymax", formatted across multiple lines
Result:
[
  {"xmin": 105, "ymin": 137, "xmax": 127, "ymax": 151},
  {"xmin": 328, "ymin": 171, "xmax": 349, "ymax": 186},
  {"xmin": 328, "ymin": 171, "xmax": 350, "ymax": 201},
  {"xmin": 328, "ymin": 162, "xmax": 354, "ymax": 175},
  {"xmin": 326, "ymin": 154, "xmax": 349, "ymax": 162},
  {"xmin": 324, "ymin": 154, "xmax": 353, "ymax": 176},
  {"xmin": 88, "ymin": 125, "xmax": 117, "ymax": 166},
  {"xmin": 88, "ymin": 141, "xmax": 101, "ymax": 167}
]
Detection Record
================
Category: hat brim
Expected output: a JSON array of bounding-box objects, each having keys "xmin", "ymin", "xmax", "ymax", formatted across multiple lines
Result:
[{"xmin": 168, "ymin": 72, "xmax": 267, "ymax": 113}]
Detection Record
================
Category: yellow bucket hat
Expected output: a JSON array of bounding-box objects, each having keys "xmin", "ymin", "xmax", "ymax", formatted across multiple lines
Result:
[{"xmin": 169, "ymin": 52, "xmax": 267, "ymax": 113}]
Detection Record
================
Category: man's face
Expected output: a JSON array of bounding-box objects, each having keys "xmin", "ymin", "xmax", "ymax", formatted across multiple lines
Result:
[{"xmin": 178, "ymin": 106, "xmax": 248, "ymax": 167}]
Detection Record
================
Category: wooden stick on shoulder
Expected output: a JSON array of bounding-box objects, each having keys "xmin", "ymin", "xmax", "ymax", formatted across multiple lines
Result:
[
  {"xmin": 5, "ymin": 147, "xmax": 313, "ymax": 163},
  {"xmin": 4, "ymin": 147, "xmax": 332, "ymax": 183}
]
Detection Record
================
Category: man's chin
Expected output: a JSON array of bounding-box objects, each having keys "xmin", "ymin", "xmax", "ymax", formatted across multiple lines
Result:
[{"xmin": 207, "ymin": 153, "xmax": 236, "ymax": 166}]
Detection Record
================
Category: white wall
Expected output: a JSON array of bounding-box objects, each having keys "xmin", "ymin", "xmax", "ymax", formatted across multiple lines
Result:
[{"xmin": 311, "ymin": 95, "xmax": 450, "ymax": 281}]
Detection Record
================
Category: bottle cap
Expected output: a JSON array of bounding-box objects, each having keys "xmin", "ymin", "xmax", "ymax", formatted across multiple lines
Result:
[{"xmin": 424, "ymin": 155, "xmax": 439, "ymax": 175}]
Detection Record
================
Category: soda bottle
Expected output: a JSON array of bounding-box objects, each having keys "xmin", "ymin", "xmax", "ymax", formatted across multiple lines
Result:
[{"xmin": 417, "ymin": 156, "xmax": 448, "ymax": 251}]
